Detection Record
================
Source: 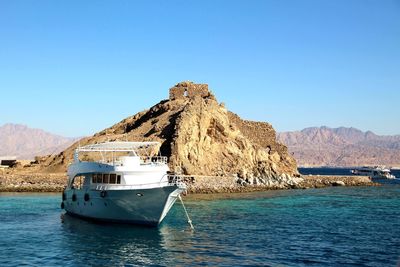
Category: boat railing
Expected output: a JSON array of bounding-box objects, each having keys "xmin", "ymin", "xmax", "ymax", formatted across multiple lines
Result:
[
  {"xmin": 167, "ymin": 175, "xmax": 188, "ymax": 187},
  {"xmin": 92, "ymin": 175, "xmax": 186, "ymax": 191},
  {"xmin": 97, "ymin": 156, "xmax": 168, "ymax": 166},
  {"xmin": 140, "ymin": 156, "xmax": 168, "ymax": 165}
]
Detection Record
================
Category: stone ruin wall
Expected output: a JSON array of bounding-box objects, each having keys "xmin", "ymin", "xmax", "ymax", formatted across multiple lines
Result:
[
  {"xmin": 187, "ymin": 83, "xmax": 209, "ymax": 98},
  {"xmin": 169, "ymin": 82, "xmax": 210, "ymax": 100},
  {"xmin": 169, "ymin": 87, "xmax": 186, "ymax": 100},
  {"xmin": 228, "ymin": 112, "xmax": 288, "ymax": 155}
]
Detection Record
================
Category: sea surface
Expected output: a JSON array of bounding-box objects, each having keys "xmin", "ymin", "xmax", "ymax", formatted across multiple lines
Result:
[{"xmin": 1, "ymin": 171, "xmax": 400, "ymax": 266}]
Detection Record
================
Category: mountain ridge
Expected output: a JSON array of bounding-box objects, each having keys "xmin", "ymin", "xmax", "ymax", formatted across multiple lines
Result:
[
  {"xmin": 0, "ymin": 123, "xmax": 79, "ymax": 160},
  {"xmin": 278, "ymin": 126, "xmax": 400, "ymax": 167}
]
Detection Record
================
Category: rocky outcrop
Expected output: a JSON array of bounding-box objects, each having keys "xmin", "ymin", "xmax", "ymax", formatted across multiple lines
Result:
[
  {"xmin": 21, "ymin": 81, "xmax": 300, "ymax": 189},
  {"xmin": 168, "ymin": 95, "xmax": 299, "ymax": 180}
]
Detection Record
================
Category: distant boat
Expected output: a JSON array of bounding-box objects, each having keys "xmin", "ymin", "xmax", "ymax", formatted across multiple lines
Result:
[
  {"xmin": 350, "ymin": 166, "xmax": 396, "ymax": 180},
  {"xmin": 61, "ymin": 142, "xmax": 188, "ymax": 227}
]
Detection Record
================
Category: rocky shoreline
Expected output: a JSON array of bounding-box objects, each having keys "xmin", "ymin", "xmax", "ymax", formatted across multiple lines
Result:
[
  {"xmin": 0, "ymin": 170, "xmax": 376, "ymax": 193},
  {"xmin": 185, "ymin": 174, "xmax": 376, "ymax": 194},
  {"xmin": 297, "ymin": 175, "xmax": 376, "ymax": 189},
  {"xmin": 0, "ymin": 171, "xmax": 66, "ymax": 192}
]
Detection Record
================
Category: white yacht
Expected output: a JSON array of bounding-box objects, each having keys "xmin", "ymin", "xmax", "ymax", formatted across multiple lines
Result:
[
  {"xmin": 61, "ymin": 142, "xmax": 187, "ymax": 227},
  {"xmin": 350, "ymin": 166, "xmax": 396, "ymax": 180}
]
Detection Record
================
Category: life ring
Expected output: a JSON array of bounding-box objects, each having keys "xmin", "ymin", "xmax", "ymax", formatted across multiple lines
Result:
[
  {"xmin": 100, "ymin": 191, "xmax": 107, "ymax": 198},
  {"xmin": 72, "ymin": 194, "xmax": 77, "ymax": 202},
  {"xmin": 61, "ymin": 202, "xmax": 65, "ymax": 209},
  {"xmin": 62, "ymin": 192, "xmax": 66, "ymax": 201},
  {"xmin": 84, "ymin": 193, "xmax": 90, "ymax": 202}
]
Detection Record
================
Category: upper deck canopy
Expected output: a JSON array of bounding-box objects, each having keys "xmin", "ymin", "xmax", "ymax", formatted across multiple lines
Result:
[{"xmin": 76, "ymin": 141, "xmax": 160, "ymax": 153}]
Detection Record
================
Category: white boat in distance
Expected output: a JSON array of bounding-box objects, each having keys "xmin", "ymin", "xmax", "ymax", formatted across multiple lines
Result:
[
  {"xmin": 61, "ymin": 141, "xmax": 187, "ymax": 227},
  {"xmin": 350, "ymin": 166, "xmax": 396, "ymax": 180}
]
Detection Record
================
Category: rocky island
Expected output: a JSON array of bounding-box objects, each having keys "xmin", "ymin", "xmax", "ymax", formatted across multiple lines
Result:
[{"xmin": 0, "ymin": 82, "xmax": 375, "ymax": 192}]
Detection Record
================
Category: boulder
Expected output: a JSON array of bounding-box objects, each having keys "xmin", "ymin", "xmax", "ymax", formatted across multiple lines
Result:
[{"xmin": 331, "ymin": 181, "xmax": 346, "ymax": 186}]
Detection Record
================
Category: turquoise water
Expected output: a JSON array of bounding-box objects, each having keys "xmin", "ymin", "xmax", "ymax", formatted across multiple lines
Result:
[{"xmin": 1, "ymin": 186, "xmax": 400, "ymax": 266}]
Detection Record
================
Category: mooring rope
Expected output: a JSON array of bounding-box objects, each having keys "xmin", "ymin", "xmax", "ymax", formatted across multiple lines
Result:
[{"xmin": 179, "ymin": 194, "xmax": 194, "ymax": 230}]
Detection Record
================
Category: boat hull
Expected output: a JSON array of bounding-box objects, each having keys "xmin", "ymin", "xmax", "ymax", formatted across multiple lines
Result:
[
  {"xmin": 63, "ymin": 186, "xmax": 184, "ymax": 227},
  {"xmin": 370, "ymin": 177, "xmax": 399, "ymax": 185}
]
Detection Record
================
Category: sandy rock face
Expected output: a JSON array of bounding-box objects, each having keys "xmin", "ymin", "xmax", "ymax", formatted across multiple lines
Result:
[{"xmin": 169, "ymin": 96, "xmax": 298, "ymax": 181}]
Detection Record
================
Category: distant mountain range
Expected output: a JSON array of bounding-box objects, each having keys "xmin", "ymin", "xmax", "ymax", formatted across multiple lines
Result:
[
  {"xmin": 2, "ymin": 122, "xmax": 399, "ymax": 167},
  {"xmin": 0, "ymin": 123, "xmax": 79, "ymax": 160},
  {"xmin": 277, "ymin": 126, "xmax": 400, "ymax": 167}
]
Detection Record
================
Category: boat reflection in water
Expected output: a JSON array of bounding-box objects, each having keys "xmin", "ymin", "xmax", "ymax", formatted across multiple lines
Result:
[{"xmin": 60, "ymin": 213, "xmax": 177, "ymax": 266}]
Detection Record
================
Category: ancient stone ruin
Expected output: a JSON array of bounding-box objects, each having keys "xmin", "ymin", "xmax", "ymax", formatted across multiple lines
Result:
[
  {"xmin": 169, "ymin": 81, "xmax": 210, "ymax": 100},
  {"xmin": 227, "ymin": 112, "xmax": 288, "ymax": 156}
]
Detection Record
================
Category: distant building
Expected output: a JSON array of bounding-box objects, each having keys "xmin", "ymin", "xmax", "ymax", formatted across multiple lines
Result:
[{"xmin": 0, "ymin": 156, "xmax": 17, "ymax": 167}]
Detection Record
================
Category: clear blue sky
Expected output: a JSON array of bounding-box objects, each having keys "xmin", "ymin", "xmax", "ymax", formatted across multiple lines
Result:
[{"xmin": 1, "ymin": 0, "xmax": 399, "ymax": 137}]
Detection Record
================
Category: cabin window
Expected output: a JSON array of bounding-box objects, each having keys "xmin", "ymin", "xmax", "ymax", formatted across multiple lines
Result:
[
  {"xmin": 103, "ymin": 174, "xmax": 110, "ymax": 184},
  {"xmin": 110, "ymin": 174, "xmax": 116, "ymax": 184},
  {"xmin": 92, "ymin": 173, "xmax": 100, "ymax": 183},
  {"xmin": 91, "ymin": 173, "xmax": 122, "ymax": 184},
  {"xmin": 92, "ymin": 174, "xmax": 98, "ymax": 183}
]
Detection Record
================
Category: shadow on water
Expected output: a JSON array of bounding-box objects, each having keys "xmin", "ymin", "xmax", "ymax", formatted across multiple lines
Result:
[
  {"xmin": 60, "ymin": 213, "xmax": 194, "ymax": 266},
  {"xmin": 60, "ymin": 214, "xmax": 164, "ymax": 265}
]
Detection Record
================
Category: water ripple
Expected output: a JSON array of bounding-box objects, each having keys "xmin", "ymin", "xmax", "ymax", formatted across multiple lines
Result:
[{"xmin": 0, "ymin": 186, "xmax": 399, "ymax": 266}]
